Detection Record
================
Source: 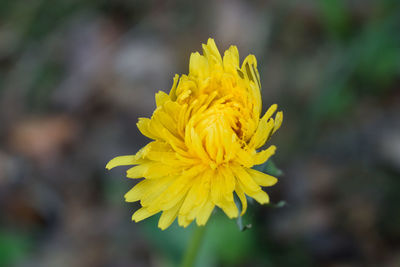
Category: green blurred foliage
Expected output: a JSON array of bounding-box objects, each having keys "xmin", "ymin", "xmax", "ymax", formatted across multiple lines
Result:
[
  {"xmin": 319, "ymin": 0, "xmax": 351, "ymax": 40},
  {"xmin": 142, "ymin": 212, "xmax": 256, "ymax": 266},
  {"xmin": 0, "ymin": 230, "xmax": 33, "ymax": 266},
  {"xmin": 296, "ymin": 0, "xmax": 400, "ymax": 147}
]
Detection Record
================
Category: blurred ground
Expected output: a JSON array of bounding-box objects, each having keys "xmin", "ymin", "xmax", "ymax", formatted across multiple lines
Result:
[{"xmin": 1, "ymin": 0, "xmax": 400, "ymax": 266}]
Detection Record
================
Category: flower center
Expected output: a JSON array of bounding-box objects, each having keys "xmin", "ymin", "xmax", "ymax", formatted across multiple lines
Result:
[{"xmin": 187, "ymin": 94, "xmax": 246, "ymax": 167}]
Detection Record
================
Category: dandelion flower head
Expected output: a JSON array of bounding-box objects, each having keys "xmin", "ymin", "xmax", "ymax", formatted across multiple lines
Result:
[{"xmin": 106, "ymin": 38, "xmax": 283, "ymax": 230}]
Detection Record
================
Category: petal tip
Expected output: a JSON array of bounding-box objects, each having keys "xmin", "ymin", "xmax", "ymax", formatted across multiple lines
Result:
[{"xmin": 105, "ymin": 161, "xmax": 114, "ymax": 170}]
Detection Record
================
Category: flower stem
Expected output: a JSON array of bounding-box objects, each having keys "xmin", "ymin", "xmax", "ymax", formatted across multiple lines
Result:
[{"xmin": 180, "ymin": 225, "xmax": 207, "ymax": 267}]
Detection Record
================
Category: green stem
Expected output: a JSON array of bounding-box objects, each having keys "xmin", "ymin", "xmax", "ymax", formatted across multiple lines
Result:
[{"xmin": 180, "ymin": 225, "xmax": 207, "ymax": 267}]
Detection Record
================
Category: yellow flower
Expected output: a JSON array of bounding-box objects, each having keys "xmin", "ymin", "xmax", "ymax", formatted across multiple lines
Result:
[{"xmin": 106, "ymin": 38, "xmax": 283, "ymax": 230}]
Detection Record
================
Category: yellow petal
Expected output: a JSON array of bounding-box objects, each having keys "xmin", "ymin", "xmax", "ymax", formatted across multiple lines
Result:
[
  {"xmin": 169, "ymin": 74, "xmax": 180, "ymax": 101},
  {"xmin": 158, "ymin": 200, "xmax": 182, "ymax": 230},
  {"xmin": 249, "ymin": 116, "xmax": 275, "ymax": 149},
  {"xmin": 106, "ymin": 155, "xmax": 136, "ymax": 170},
  {"xmin": 247, "ymin": 168, "xmax": 278, "ymax": 187},
  {"xmin": 219, "ymin": 198, "xmax": 238, "ymax": 218},
  {"xmin": 147, "ymin": 167, "xmax": 202, "ymax": 212},
  {"xmin": 140, "ymin": 177, "xmax": 174, "ymax": 207},
  {"xmin": 145, "ymin": 162, "xmax": 179, "ymax": 179},
  {"xmin": 189, "ymin": 52, "xmax": 209, "ymax": 79},
  {"xmin": 263, "ymin": 104, "xmax": 278, "ymax": 122},
  {"xmin": 178, "ymin": 214, "xmax": 193, "ymax": 228},
  {"xmin": 253, "ymin": 145, "xmax": 276, "ymax": 165},
  {"xmin": 132, "ymin": 207, "xmax": 159, "ymax": 222},
  {"xmin": 272, "ymin": 111, "xmax": 283, "ymax": 134},
  {"xmin": 196, "ymin": 199, "xmax": 214, "ymax": 226},
  {"xmin": 248, "ymin": 104, "xmax": 277, "ymax": 147},
  {"xmin": 152, "ymin": 109, "xmax": 179, "ymax": 138},
  {"xmin": 235, "ymin": 183, "xmax": 247, "ymax": 216},
  {"xmin": 219, "ymin": 166, "xmax": 236, "ymax": 201},
  {"xmin": 179, "ymin": 176, "xmax": 203, "ymax": 215},
  {"xmin": 202, "ymin": 38, "xmax": 222, "ymax": 63},
  {"xmin": 189, "ymin": 128, "xmax": 211, "ymax": 163},
  {"xmin": 155, "ymin": 91, "xmax": 169, "ymax": 107},
  {"xmin": 232, "ymin": 165, "xmax": 260, "ymax": 194},
  {"xmin": 126, "ymin": 165, "xmax": 148, "ymax": 179},
  {"xmin": 124, "ymin": 180, "xmax": 151, "ymax": 202},
  {"xmin": 144, "ymin": 142, "xmax": 182, "ymax": 166},
  {"xmin": 137, "ymin": 118, "xmax": 158, "ymax": 140},
  {"xmin": 236, "ymin": 149, "xmax": 254, "ymax": 168},
  {"xmin": 248, "ymin": 190, "xmax": 270, "ymax": 204},
  {"xmin": 163, "ymin": 101, "xmax": 182, "ymax": 122},
  {"xmin": 223, "ymin": 45, "xmax": 239, "ymax": 71},
  {"xmin": 210, "ymin": 170, "xmax": 224, "ymax": 205},
  {"xmin": 242, "ymin": 55, "xmax": 258, "ymax": 85}
]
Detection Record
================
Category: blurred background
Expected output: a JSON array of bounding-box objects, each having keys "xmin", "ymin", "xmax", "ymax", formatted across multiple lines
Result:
[{"xmin": 1, "ymin": 0, "xmax": 400, "ymax": 266}]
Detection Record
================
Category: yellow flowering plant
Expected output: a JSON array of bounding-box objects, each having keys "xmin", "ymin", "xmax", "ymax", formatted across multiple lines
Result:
[{"xmin": 106, "ymin": 38, "xmax": 282, "ymax": 231}]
